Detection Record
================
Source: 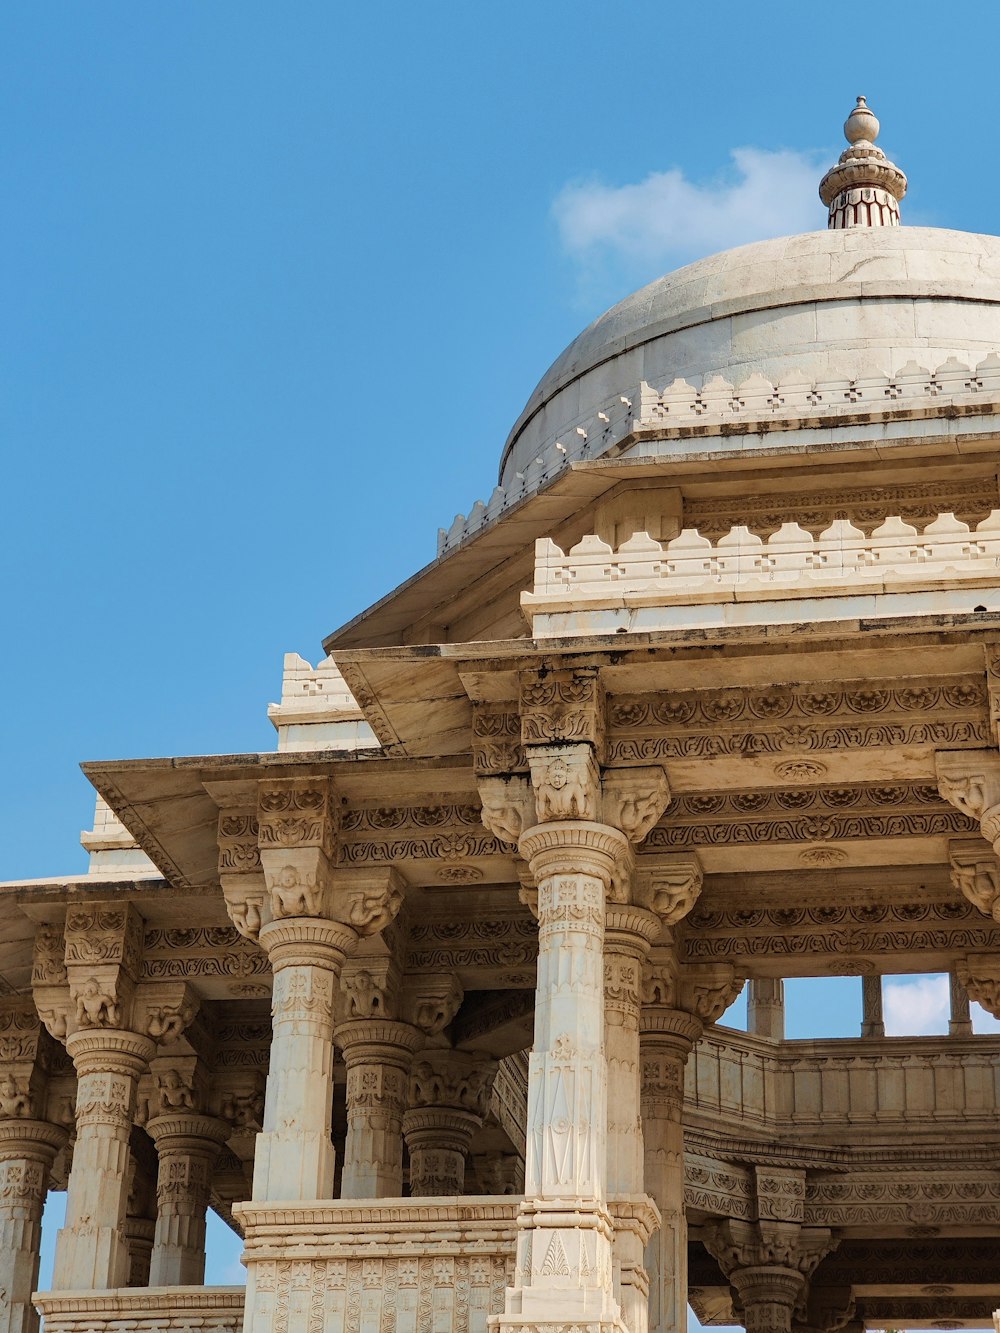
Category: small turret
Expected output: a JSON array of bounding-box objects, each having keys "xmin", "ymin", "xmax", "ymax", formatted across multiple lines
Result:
[{"xmin": 819, "ymin": 95, "xmax": 907, "ymax": 228}]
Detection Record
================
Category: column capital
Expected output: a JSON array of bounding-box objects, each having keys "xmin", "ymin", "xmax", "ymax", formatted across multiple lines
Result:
[
  {"xmin": 334, "ymin": 1016, "xmax": 424, "ymax": 1059},
  {"xmin": 519, "ymin": 819, "xmax": 629, "ymax": 886},
  {"xmin": 0, "ymin": 1117, "xmax": 67, "ymax": 1160},
  {"xmin": 144, "ymin": 1111, "xmax": 231, "ymax": 1149},
  {"xmin": 65, "ymin": 1026, "xmax": 157, "ymax": 1073}
]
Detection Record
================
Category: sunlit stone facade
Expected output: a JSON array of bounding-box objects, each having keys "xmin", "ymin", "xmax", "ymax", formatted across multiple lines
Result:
[{"xmin": 4, "ymin": 100, "xmax": 1000, "ymax": 1333}]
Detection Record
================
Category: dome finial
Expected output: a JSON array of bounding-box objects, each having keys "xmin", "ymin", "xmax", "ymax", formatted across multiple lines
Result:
[{"xmin": 819, "ymin": 95, "xmax": 907, "ymax": 229}]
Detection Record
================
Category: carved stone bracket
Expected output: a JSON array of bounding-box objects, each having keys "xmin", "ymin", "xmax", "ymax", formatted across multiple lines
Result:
[
  {"xmin": 955, "ymin": 953, "xmax": 1000, "ymax": 1018},
  {"xmin": 642, "ymin": 952, "xmax": 745, "ymax": 1027},
  {"xmin": 636, "ymin": 852, "xmax": 704, "ymax": 927},
  {"xmin": 936, "ymin": 749, "xmax": 1000, "ymax": 848},
  {"xmin": 949, "ymin": 837, "xmax": 1000, "ymax": 921},
  {"xmin": 216, "ymin": 801, "xmax": 266, "ymax": 942},
  {"xmin": 526, "ymin": 743, "xmax": 602, "ymax": 822},
  {"xmin": 403, "ymin": 973, "xmax": 464, "ymax": 1038},
  {"xmin": 337, "ymin": 957, "xmax": 402, "ymax": 1022},
  {"xmin": 602, "ymin": 765, "xmax": 671, "ymax": 844}
]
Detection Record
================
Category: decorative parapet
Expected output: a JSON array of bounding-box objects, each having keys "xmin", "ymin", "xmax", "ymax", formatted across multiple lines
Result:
[
  {"xmin": 523, "ymin": 510, "xmax": 1000, "ymax": 632},
  {"xmin": 33, "ymin": 1287, "xmax": 246, "ymax": 1333},
  {"xmin": 267, "ymin": 653, "xmax": 378, "ymax": 753},
  {"xmin": 235, "ymin": 1200, "xmax": 517, "ymax": 1333},
  {"xmin": 437, "ymin": 352, "xmax": 1000, "ymax": 559},
  {"xmin": 80, "ymin": 796, "xmax": 158, "ymax": 878}
]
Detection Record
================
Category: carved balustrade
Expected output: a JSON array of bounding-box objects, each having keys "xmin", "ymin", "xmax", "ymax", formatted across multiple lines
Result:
[{"xmin": 33, "ymin": 1288, "xmax": 246, "ymax": 1333}]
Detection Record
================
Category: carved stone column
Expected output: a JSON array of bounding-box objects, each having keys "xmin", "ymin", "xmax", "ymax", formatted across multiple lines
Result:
[
  {"xmin": 403, "ymin": 1048, "xmax": 497, "ymax": 1195},
  {"xmin": 949, "ymin": 969, "xmax": 974, "ymax": 1035},
  {"xmin": 728, "ymin": 1266, "xmax": 805, "ymax": 1333},
  {"xmin": 31, "ymin": 905, "xmax": 200, "ymax": 1292},
  {"xmin": 860, "ymin": 975, "xmax": 884, "ymax": 1038},
  {"xmin": 0, "ymin": 1120, "xmax": 66, "ymax": 1333},
  {"xmin": 641, "ymin": 954, "xmax": 743, "ymax": 1333},
  {"xmin": 223, "ymin": 778, "xmax": 406, "ymax": 1203},
  {"xmin": 55, "ymin": 1028, "xmax": 157, "ymax": 1289},
  {"xmin": 747, "ymin": 978, "xmax": 784, "ymax": 1040},
  {"xmin": 604, "ymin": 841, "xmax": 696, "ymax": 1333},
  {"xmin": 477, "ymin": 667, "xmax": 677, "ymax": 1332},
  {"xmin": 146, "ymin": 1112, "xmax": 231, "ymax": 1284},
  {"xmin": 335, "ymin": 1016, "xmax": 422, "ymax": 1198},
  {"xmin": 702, "ymin": 1214, "xmax": 834, "ymax": 1333},
  {"xmin": 0, "ymin": 1000, "xmax": 66, "ymax": 1333},
  {"xmin": 335, "ymin": 967, "xmax": 460, "ymax": 1199},
  {"xmin": 123, "ymin": 1142, "xmax": 157, "ymax": 1286}
]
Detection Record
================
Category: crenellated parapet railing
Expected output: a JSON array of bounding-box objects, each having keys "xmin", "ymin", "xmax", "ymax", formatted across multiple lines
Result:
[{"xmin": 524, "ymin": 510, "xmax": 1000, "ymax": 633}]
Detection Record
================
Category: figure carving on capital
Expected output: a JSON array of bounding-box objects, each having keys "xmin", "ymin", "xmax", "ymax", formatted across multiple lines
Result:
[
  {"xmin": 267, "ymin": 863, "xmax": 322, "ymax": 918},
  {"xmin": 0, "ymin": 1073, "xmax": 33, "ymax": 1118},
  {"xmin": 74, "ymin": 977, "xmax": 121, "ymax": 1029}
]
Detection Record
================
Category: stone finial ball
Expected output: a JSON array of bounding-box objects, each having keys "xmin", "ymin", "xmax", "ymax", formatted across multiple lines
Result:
[{"xmin": 844, "ymin": 95, "xmax": 879, "ymax": 145}]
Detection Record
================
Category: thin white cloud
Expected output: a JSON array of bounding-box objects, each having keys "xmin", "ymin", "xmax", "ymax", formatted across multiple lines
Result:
[
  {"xmin": 883, "ymin": 974, "xmax": 1000, "ymax": 1035},
  {"xmin": 884, "ymin": 975, "xmax": 949, "ymax": 1036},
  {"xmin": 553, "ymin": 148, "xmax": 826, "ymax": 293}
]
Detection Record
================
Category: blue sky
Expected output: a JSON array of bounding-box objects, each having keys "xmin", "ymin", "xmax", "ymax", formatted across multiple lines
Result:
[{"xmin": 5, "ymin": 5, "xmax": 1000, "ymax": 1325}]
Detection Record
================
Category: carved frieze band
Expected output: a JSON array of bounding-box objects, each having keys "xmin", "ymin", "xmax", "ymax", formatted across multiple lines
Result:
[
  {"xmin": 608, "ymin": 676, "xmax": 988, "ymax": 763},
  {"xmin": 683, "ymin": 897, "xmax": 1000, "ymax": 967}
]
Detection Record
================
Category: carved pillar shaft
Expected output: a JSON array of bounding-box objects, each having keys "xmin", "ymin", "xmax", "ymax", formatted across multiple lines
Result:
[
  {"xmin": 606, "ymin": 905, "xmax": 659, "ymax": 1333},
  {"xmin": 747, "ymin": 978, "xmax": 784, "ymax": 1040},
  {"xmin": 54, "ymin": 1029, "xmax": 156, "ymax": 1291},
  {"xmin": 335, "ymin": 1020, "xmax": 421, "ymax": 1198},
  {"xmin": 0, "ymin": 1121, "xmax": 65, "ymax": 1333},
  {"xmin": 147, "ymin": 1114, "xmax": 231, "ymax": 1285},
  {"xmin": 860, "ymin": 975, "xmax": 885, "ymax": 1038},
  {"xmin": 509, "ymin": 818, "xmax": 627, "ymax": 1325},
  {"xmin": 640, "ymin": 1017, "xmax": 701, "ymax": 1333},
  {"xmin": 728, "ymin": 1266, "xmax": 803, "ymax": 1333},
  {"xmin": 949, "ymin": 969, "xmax": 974, "ymax": 1036},
  {"xmin": 253, "ymin": 919, "xmax": 355, "ymax": 1202}
]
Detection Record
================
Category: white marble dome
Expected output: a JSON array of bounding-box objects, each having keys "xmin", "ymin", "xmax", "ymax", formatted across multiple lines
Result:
[{"xmin": 499, "ymin": 227, "xmax": 1000, "ymax": 486}]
